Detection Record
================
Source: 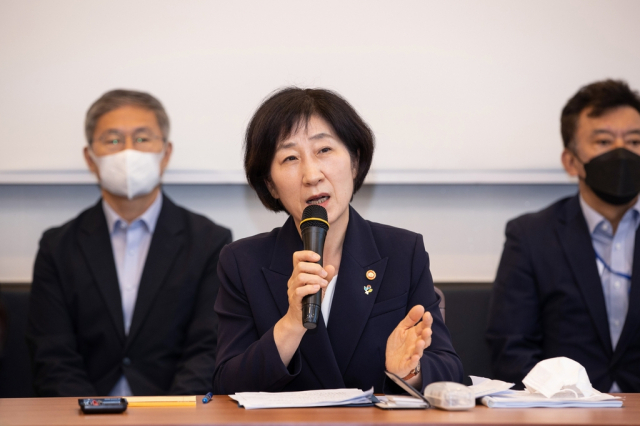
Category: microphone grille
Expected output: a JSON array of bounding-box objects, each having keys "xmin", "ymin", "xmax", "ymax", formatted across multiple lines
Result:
[{"xmin": 300, "ymin": 205, "xmax": 329, "ymax": 231}]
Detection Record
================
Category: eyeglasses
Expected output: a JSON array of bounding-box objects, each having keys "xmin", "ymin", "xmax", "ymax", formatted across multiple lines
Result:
[{"xmin": 92, "ymin": 130, "xmax": 165, "ymax": 153}]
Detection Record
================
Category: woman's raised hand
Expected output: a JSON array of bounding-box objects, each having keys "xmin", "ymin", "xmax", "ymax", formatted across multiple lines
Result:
[{"xmin": 385, "ymin": 305, "xmax": 433, "ymax": 380}]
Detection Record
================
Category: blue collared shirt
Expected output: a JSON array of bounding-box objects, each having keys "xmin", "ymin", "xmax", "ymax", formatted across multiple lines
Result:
[
  {"xmin": 580, "ymin": 196, "xmax": 640, "ymax": 393},
  {"xmin": 102, "ymin": 193, "xmax": 163, "ymax": 396}
]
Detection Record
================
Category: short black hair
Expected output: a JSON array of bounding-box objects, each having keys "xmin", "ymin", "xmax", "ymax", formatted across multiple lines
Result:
[
  {"xmin": 244, "ymin": 87, "xmax": 375, "ymax": 212},
  {"xmin": 561, "ymin": 79, "xmax": 640, "ymax": 148}
]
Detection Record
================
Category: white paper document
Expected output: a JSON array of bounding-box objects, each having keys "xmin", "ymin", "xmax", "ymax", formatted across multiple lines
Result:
[
  {"xmin": 468, "ymin": 375, "xmax": 515, "ymax": 398},
  {"xmin": 230, "ymin": 387, "xmax": 374, "ymax": 410},
  {"xmin": 376, "ymin": 395, "xmax": 429, "ymax": 409},
  {"xmin": 481, "ymin": 390, "xmax": 623, "ymax": 408}
]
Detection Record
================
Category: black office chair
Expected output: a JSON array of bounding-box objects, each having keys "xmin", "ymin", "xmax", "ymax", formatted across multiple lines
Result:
[
  {"xmin": 434, "ymin": 286, "xmax": 445, "ymax": 323},
  {"xmin": 437, "ymin": 283, "xmax": 493, "ymax": 385},
  {"xmin": 0, "ymin": 297, "xmax": 6, "ymax": 358},
  {"xmin": 0, "ymin": 284, "xmax": 36, "ymax": 397}
]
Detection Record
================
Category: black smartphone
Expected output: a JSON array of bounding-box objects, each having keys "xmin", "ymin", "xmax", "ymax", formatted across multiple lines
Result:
[{"xmin": 78, "ymin": 398, "xmax": 128, "ymax": 414}]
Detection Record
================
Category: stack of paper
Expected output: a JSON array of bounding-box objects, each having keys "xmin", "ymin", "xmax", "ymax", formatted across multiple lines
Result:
[
  {"xmin": 468, "ymin": 376, "xmax": 515, "ymax": 398},
  {"xmin": 481, "ymin": 390, "xmax": 622, "ymax": 408},
  {"xmin": 230, "ymin": 387, "xmax": 374, "ymax": 410},
  {"xmin": 376, "ymin": 395, "xmax": 429, "ymax": 409}
]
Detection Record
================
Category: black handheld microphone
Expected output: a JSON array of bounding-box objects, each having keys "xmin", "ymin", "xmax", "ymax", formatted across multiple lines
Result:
[{"xmin": 300, "ymin": 205, "xmax": 330, "ymax": 329}]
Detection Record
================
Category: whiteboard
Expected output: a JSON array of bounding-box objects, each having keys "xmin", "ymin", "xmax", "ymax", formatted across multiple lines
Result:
[{"xmin": 1, "ymin": 0, "xmax": 639, "ymax": 184}]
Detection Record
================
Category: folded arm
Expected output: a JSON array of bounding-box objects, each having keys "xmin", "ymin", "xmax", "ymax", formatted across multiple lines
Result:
[
  {"xmin": 486, "ymin": 219, "xmax": 543, "ymax": 387},
  {"xmin": 27, "ymin": 235, "xmax": 97, "ymax": 397},
  {"xmin": 213, "ymin": 246, "xmax": 302, "ymax": 394},
  {"xmin": 170, "ymin": 229, "xmax": 232, "ymax": 395}
]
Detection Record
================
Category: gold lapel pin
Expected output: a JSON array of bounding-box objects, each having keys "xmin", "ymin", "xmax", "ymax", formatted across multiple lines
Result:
[
  {"xmin": 366, "ymin": 270, "xmax": 376, "ymax": 280},
  {"xmin": 364, "ymin": 285, "xmax": 373, "ymax": 295}
]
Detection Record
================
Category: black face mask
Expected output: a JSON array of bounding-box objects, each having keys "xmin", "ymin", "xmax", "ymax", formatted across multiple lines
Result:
[{"xmin": 583, "ymin": 148, "xmax": 640, "ymax": 205}]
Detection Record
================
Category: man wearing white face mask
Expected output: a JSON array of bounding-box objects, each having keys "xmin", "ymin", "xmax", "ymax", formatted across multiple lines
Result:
[{"xmin": 27, "ymin": 89, "xmax": 232, "ymax": 397}]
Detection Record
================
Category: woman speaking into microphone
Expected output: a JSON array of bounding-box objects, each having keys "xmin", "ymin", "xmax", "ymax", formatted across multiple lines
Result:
[{"xmin": 212, "ymin": 88, "xmax": 463, "ymax": 394}]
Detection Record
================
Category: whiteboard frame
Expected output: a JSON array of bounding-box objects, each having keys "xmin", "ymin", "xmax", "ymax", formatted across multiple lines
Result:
[{"xmin": 0, "ymin": 169, "xmax": 575, "ymax": 185}]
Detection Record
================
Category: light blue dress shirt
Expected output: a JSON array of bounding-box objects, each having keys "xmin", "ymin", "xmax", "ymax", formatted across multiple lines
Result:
[
  {"xmin": 580, "ymin": 196, "xmax": 640, "ymax": 393},
  {"xmin": 103, "ymin": 193, "xmax": 163, "ymax": 396}
]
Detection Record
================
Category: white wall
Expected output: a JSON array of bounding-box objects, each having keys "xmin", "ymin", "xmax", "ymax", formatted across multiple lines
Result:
[
  {"xmin": 0, "ymin": 183, "xmax": 577, "ymax": 283},
  {"xmin": 1, "ymin": 0, "xmax": 640, "ymax": 184},
  {"xmin": 0, "ymin": 1, "xmax": 628, "ymax": 283}
]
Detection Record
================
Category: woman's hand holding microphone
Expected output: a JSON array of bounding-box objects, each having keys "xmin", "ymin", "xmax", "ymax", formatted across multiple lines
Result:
[{"xmin": 273, "ymin": 250, "xmax": 336, "ymax": 366}]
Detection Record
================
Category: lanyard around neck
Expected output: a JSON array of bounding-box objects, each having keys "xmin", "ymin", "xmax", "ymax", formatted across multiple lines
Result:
[{"xmin": 595, "ymin": 250, "xmax": 632, "ymax": 280}]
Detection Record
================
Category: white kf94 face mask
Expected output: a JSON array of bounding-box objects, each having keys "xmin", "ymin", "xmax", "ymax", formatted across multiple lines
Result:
[
  {"xmin": 522, "ymin": 357, "xmax": 595, "ymax": 398},
  {"xmin": 90, "ymin": 149, "xmax": 165, "ymax": 199}
]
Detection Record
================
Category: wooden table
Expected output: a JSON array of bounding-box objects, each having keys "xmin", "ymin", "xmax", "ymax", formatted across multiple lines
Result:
[{"xmin": 1, "ymin": 394, "xmax": 639, "ymax": 426}]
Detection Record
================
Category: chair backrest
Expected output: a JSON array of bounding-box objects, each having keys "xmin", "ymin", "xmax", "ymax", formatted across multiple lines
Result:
[
  {"xmin": 437, "ymin": 282, "xmax": 493, "ymax": 385},
  {"xmin": 0, "ymin": 297, "xmax": 6, "ymax": 356},
  {"xmin": 0, "ymin": 284, "xmax": 35, "ymax": 398},
  {"xmin": 434, "ymin": 286, "xmax": 445, "ymax": 322}
]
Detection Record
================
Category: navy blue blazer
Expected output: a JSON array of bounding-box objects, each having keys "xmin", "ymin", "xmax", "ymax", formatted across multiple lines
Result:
[
  {"xmin": 27, "ymin": 195, "xmax": 232, "ymax": 396},
  {"xmin": 213, "ymin": 206, "xmax": 463, "ymax": 394},
  {"xmin": 487, "ymin": 194, "xmax": 640, "ymax": 392}
]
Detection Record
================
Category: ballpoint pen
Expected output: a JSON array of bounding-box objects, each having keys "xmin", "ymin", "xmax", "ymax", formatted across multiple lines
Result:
[{"xmin": 202, "ymin": 392, "xmax": 214, "ymax": 404}]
